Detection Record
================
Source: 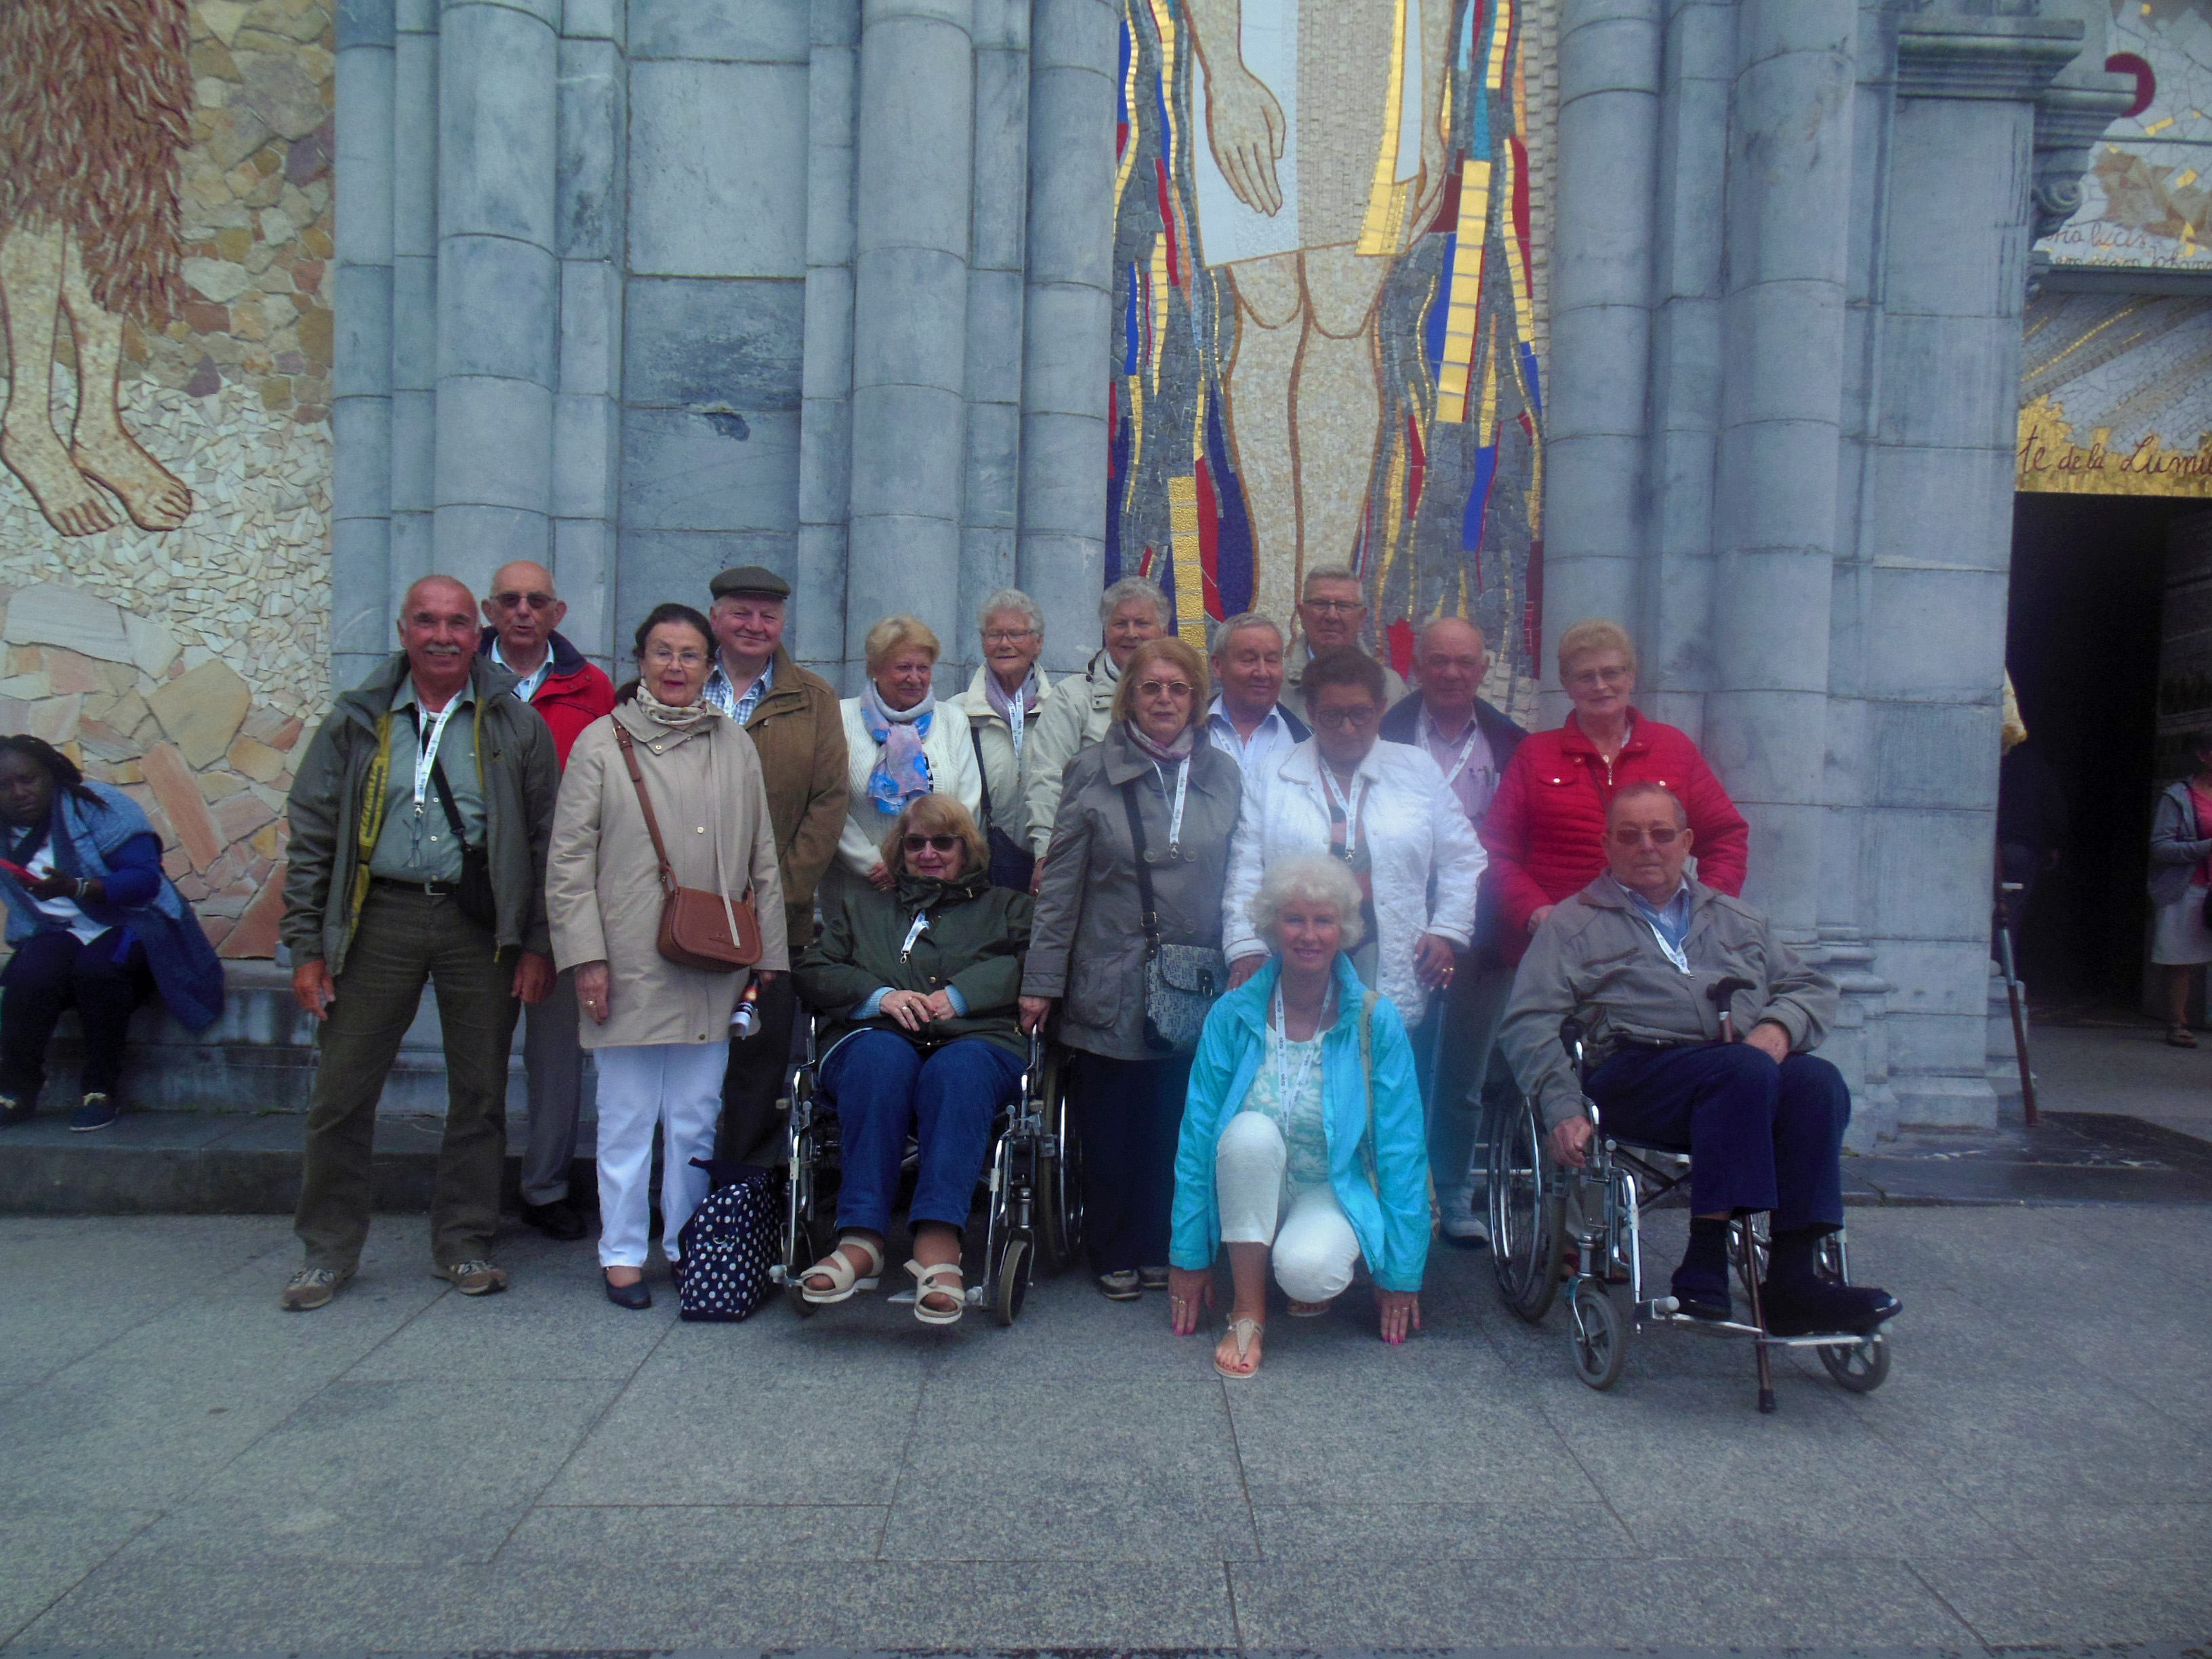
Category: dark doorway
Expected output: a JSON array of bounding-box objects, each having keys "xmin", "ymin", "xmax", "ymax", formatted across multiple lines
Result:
[{"xmin": 2005, "ymin": 491, "xmax": 2196, "ymax": 1001}]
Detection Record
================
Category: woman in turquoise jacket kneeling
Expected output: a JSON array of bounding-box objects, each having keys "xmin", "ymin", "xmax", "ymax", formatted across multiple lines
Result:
[{"xmin": 1168, "ymin": 853, "xmax": 1429, "ymax": 1378}]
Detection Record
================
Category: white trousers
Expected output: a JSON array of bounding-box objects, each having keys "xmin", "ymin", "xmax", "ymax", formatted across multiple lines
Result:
[
  {"xmin": 592, "ymin": 1042, "xmax": 725, "ymax": 1268},
  {"xmin": 1214, "ymin": 1110, "xmax": 1360, "ymax": 1303}
]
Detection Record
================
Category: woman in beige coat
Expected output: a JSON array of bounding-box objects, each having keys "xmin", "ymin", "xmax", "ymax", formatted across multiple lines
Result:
[{"xmin": 548, "ymin": 603, "xmax": 788, "ymax": 1309}]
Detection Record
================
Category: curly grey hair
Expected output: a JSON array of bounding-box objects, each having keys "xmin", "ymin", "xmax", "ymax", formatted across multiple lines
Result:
[
  {"xmin": 1098, "ymin": 575, "xmax": 1170, "ymax": 630},
  {"xmin": 977, "ymin": 588, "xmax": 1044, "ymax": 640},
  {"xmin": 1248, "ymin": 853, "xmax": 1367, "ymax": 953}
]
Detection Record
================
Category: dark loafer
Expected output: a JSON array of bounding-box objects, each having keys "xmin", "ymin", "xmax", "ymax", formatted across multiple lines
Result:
[
  {"xmin": 519, "ymin": 1199, "xmax": 588, "ymax": 1242},
  {"xmin": 1670, "ymin": 1265, "xmax": 1734, "ymax": 1322},
  {"xmin": 70, "ymin": 1092, "xmax": 121, "ymax": 1132},
  {"xmin": 1763, "ymin": 1278, "xmax": 1900, "ymax": 1337},
  {"xmin": 605, "ymin": 1275, "xmax": 653, "ymax": 1311}
]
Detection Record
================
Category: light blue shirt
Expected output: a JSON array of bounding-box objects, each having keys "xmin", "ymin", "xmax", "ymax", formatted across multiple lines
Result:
[
  {"xmin": 1206, "ymin": 696, "xmax": 1298, "ymax": 779},
  {"xmin": 1616, "ymin": 875, "xmax": 1693, "ymax": 956},
  {"xmin": 856, "ymin": 985, "xmax": 970, "ymax": 1019},
  {"xmin": 489, "ymin": 638, "xmax": 552, "ymax": 703},
  {"xmin": 704, "ymin": 654, "xmax": 773, "ymax": 726}
]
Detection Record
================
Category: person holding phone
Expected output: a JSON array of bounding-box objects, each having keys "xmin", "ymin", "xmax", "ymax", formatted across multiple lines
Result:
[{"xmin": 0, "ymin": 735, "xmax": 224, "ymax": 1132}]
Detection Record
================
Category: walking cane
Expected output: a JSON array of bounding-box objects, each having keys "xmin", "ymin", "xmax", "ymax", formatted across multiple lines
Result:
[{"xmin": 1992, "ymin": 880, "xmax": 2039, "ymax": 1127}]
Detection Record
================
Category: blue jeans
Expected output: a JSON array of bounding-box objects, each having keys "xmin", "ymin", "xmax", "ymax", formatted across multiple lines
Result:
[
  {"xmin": 819, "ymin": 1030, "xmax": 1021, "ymax": 1236},
  {"xmin": 1585, "ymin": 1044, "xmax": 1850, "ymax": 1232}
]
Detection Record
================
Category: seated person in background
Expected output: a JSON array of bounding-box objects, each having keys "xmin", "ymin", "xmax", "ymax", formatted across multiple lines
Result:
[
  {"xmin": 794, "ymin": 794, "xmax": 1032, "ymax": 1326},
  {"xmin": 1497, "ymin": 781, "xmax": 1899, "ymax": 1336},
  {"xmin": 1168, "ymin": 855, "xmax": 1428, "ymax": 1379},
  {"xmin": 0, "ymin": 735, "xmax": 224, "ymax": 1132}
]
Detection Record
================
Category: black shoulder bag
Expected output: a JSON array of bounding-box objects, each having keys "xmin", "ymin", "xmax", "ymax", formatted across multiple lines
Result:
[
  {"xmin": 972, "ymin": 726, "xmax": 1037, "ymax": 893},
  {"xmin": 428, "ymin": 758, "xmax": 499, "ymax": 931},
  {"xmin": 1120, "ymin": 775, "xmax": 1226, "ymax": 1054}
]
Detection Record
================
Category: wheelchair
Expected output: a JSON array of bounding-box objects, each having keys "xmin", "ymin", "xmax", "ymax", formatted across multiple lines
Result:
[
  {"xmin": 769, "ymin": 1016, "xmax": 1084, "ymax": 1326},
  {"xmin": 1489, "ymin": 979, "xmax": 1892, "ymax": 1412}
]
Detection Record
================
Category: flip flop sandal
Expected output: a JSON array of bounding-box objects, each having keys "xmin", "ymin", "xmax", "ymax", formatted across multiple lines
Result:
[
  {"xmin": 2167, "ymin": 1025, "xmax": 2198, "ymax": 1048},
  {"xmin": 799, "ymin": 1237, "xmax": 882, "ymax": 1304},
  {"xmin": 907, "ymin": 1258, "xmax": 966, "ymax": 1325},
  {"xmin": 1215, "ymin": 1316, "xmax": 1264, "ymax": 1380},
  {"xmin": 1286, "ymin": 1298, "xmax": 1333, "ymax": 1318}
]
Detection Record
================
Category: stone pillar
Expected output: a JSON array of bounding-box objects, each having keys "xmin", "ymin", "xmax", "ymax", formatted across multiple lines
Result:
[
  {"xmin": 847, "ymin": 0, "xmax": 976, "ymax": 693},
  {"xmin": 1540, "ymin": 0, "xmax": 1662, "ymax": 714},
  {"xmin": 386, "ymin": 0, "xmax": 438, "ymax": 618},
  {"xmin": 434, "ymin": 0, "xmax": 560, "ymax": 597},
  {"xmin": 1017, "ymin": 0, "xmax": 1116, "ymax": 678},
  {"xmin": 795, "ymin": 0, "xmax": 863, "ymax": 683},
  {"xmin": 959, "ymin": 0, "xmax": 1031, "ymax": 682},
  {"xmin": 332, "ymin": 0, "xmax": 395, "ymax": 690},
  {"xmin": 1700, "ymin": 0, "xmax": 1855, "ymax": 938},
  {"xmin": 554, "ymin": 2, "xmax": 626, "ymax": 673}
]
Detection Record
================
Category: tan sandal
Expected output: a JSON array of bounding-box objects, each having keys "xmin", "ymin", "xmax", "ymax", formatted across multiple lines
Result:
[
  {"xmin": 907, "ymin": 1258, "xmax": 965, "ymax": 1325},
  {"xmin": 2167, "ymin": 1024, "xmax": 2198, "ymax": 1048},
  {"xmin": 1214, "ymin": 1316, "xmax": 1264, "ymax": 1379},
  {"xmin": 800, "ymin": 1236, "xmax": 882, "ymax": 1304}
]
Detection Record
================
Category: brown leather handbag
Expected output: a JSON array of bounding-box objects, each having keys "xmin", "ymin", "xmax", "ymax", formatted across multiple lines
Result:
[{"xmin": 611, "ymin": 723, "xmax": 762, "ymax": 972}]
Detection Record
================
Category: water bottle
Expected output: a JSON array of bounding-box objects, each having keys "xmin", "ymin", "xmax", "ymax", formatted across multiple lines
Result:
[{"xmin": 731, "ymin": 979, "xmax": 762, "ymax": 1040}]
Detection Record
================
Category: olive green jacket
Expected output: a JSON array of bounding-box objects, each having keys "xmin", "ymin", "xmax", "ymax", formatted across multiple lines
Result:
[{"xmin": 798, "ymin": 865, "xmax": 1033, "ymax": 1059}]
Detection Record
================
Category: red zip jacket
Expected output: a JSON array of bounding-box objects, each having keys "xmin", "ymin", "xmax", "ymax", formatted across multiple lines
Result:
[
  {"xmin": 478, "ymin": 628, "xmax": 615, "ymax": 770},
  {"xmin": 1479, "ymin": 708, "xmax": 1749, "ymax": 963}
]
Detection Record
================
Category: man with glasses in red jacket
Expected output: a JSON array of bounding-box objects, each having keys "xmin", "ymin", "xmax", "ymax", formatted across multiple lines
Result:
[{"xmin": 478, "ymin": 560, "xmax": 616, "ymax": 1242}]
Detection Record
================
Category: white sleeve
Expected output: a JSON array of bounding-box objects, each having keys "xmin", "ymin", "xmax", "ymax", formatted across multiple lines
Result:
[{"xmin": 1221, "ymin": 769, "xmax": 1269, "ymax": 963}]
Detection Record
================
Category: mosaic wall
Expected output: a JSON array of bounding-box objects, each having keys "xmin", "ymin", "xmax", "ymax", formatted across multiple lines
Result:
[
  {"xmin": 2018, "ymin": 291, "xmax": 2212, "ymax": 496},
  {"xmin": 0, "ymin": 0, "xmax": 336, "ymax": 958},
  {"xmin": 1107, "ymin": 0, "xmax": 1547, "ymax": 712}
]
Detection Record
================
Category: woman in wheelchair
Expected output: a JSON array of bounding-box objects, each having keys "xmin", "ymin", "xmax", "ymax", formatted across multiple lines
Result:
[
  {"xmin": 1498, "ymin": 781, "xmax": 1898, "ymax": 1337},
  {"xmin": 792, "ymin": 794, "xmax": 1033, "ymax": 1324},
  {"xmin": 1166, "ymin": 856, "xmax": 1429, "ymax": 1378}
]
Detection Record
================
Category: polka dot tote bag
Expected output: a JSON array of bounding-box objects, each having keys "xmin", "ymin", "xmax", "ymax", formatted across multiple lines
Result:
[{"xmin": 676, "ymin": 1159, "xmax": 782, "ymax": 1322}]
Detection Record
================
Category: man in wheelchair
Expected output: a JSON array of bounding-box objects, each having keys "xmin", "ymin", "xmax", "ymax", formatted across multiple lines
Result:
[{"xmin": 1499, "ymin": 781, "xmax": 1900, "ymax": 1336}]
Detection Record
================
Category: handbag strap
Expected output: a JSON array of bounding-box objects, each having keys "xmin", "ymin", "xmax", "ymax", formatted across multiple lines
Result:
[
  {"xmin": 426, "ymin": 757, "xmax": 477, "ymax": 851},
  {"xmin": 611, "ymin": 722, "xmax": 680, "ymax": 895},
  {"xmin": 1357, "ymin": 987, "xmax": 1379, "ymax": 1194},
  {"xmin": 1120, "ymin": 780, "xmax": 1162, "ymax": 953},
  {"xmin": 971, "ymin": 726, "xmax": 994, "ymax": 821}
]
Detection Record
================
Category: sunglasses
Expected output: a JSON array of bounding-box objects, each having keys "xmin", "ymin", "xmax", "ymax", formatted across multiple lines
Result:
[
  {"xmin": 902, "ymin": 834, "xmax": 962, "ymax": 854},
  {"xmin": 1135, "ymin": 680, "xmax": 1195, "ymax": 699},
  {"xmin": 1610, "ymin": 825, "xmax": 1682, "ymax": 846},
  {"xmin": 491, "ymin": 591, "xmax": 556, "ymax": 611}
]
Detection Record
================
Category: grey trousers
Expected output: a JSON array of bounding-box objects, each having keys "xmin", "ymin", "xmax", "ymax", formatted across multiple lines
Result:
[{"xmin": 519, "ymin": 967, "xmax": 583, "ymax": 1206}]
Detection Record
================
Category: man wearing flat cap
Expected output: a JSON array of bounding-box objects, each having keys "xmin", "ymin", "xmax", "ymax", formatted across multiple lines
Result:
[{"xmin": 703, "ymin": 567, "xmax": 848, "ymax": 1160}]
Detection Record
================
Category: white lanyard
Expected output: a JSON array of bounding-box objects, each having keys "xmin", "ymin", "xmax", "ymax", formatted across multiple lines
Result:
[
  {"xmin": 1318, "ymin": 764, "xmax": 1368, "ymax": 857},
  {"xmin": 1154, "ymin": 756, "xmax": 1189, "ymax": 854},
  {"xmin": 1430, "ymin": 718, "xmax": 1486, "ymax": 791},
  {"xmin": 1271, "ymin": 980, "xmax": 1331, "ymax": 1108},
  {"xmin": 411, "ymin": 700, "xmax": 460, "ymax": 808},
  {"xmin": 1007, "ymin": 682, "xmax": 1028, "ymax": 758},
  {"xmin": 899, "ymin": 910, "xmax": 930, "ymax": 962},
  {"xmin": 1635, "ymin": 902, "xmax": 1692, "ymax": 975}
]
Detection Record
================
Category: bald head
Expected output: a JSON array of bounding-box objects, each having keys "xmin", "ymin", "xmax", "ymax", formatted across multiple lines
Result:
[
  {"xmin": 1412, "ymin": 616, "xmax": 1489, "ymax": 722},
  {"xmin": 480, "ymin": 561, "xmax": 567, "ymax": 674},
  {"xmin": 401, "ymin": 575, "xmax": 474, "ymax": 620}
]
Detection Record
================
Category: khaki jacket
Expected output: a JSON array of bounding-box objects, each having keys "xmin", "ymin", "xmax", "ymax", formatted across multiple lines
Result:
[
  {"xmin": 1498, "ymin": 875, "xmax": 1839, "ymax": 1132},
  {"xmin": 956, "ymin": 663, "xmax": 1054, "ymax": 853},
  {"xmin": 741, "ymin": 647, "xmax": 848, "ymax": 949},
  {"xmin": 1022, "ymin": 649, "xmax": 1120, "ymax": 857},
  {"xmin": 1022, "ymin": 724, "xmax": 1243, "ymax": 1060},
  {"xmin": 547, "ymin": 701, "xmax": 790, "ymax": 1049},
  {"xmin": 1279, "ymin": 637, "xmax": 1410, "ymax": 724}
]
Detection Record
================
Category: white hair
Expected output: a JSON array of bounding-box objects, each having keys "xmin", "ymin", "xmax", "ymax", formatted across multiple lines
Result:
[
  {"xmin": 1210, "ymin": 611, "xmax": 1284, "ymax": 658},
  {"xmin": 1301, "ymin": 564, "xmax": 1361, "ymax": 598},
  {"xmin": 1247, "ymin": 853, "xmax": 1368, "ymax": 953},
  {"xmin": 977, "ymin": 588, "xmax": 1044, "ymax": 639},
  {"xmin": 1099, "ymin": 575, "xmax": 1170, "ymax": 630}
]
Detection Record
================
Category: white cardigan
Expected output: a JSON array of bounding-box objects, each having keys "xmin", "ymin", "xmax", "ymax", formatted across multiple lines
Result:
[
  {"xmin": 1221, "ymin": 738, "xmax": 1486, "ymax": 1026},
  {"xmin": 835, "ymin": 695, "xmax": 985, "ymax": 878}
]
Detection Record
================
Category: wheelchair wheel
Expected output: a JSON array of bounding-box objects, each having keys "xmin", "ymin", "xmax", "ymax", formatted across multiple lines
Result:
[
  {"xmin": 993, "ymin": 1229, "xmax": 1033, "ymax": 1326},
  {"xmin": 783, "ymin": 1216, "xmax": 818, "ymax": 1318},
  {"xmin": 783, "ymin": 1094, "xmax": 819, "ymax": 1318},
  {"xmin": 1488, "ymin": 1090, "xmax": 1562, "ymax": 1324},
  {"xmin": 1038, "ymin": 1051, "xmax": 1086, "ymax": 1273},
  {"xmin": 1568, "ymin": 1279, "xmax": 1628, "ymax": 1390},
  {"xmin": 1816, "ymin": 1335, "xmax": 1890, "ymax": 1393}
]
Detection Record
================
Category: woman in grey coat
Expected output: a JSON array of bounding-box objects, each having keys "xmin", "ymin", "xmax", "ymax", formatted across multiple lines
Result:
[
  {"xmin": 1021, "ymin": 636, "xmax": 1243, "ymax": 1299},
  {"xmin": 2148, "ymin": 726, "xmax": 2212, "ymax": 1046}
]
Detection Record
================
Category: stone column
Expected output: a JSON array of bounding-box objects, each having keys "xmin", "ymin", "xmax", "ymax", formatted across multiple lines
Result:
[
  {"xmin": 332, "ymin": 0, "xmax": 394, "ymax": 690},
  {"xmin": 553, "ymin": 2, "xmax": 626, "ymax": 672},
  {"xmin": 1017, "ymin": 0, "xmax": 1116, "ymax": 678},
  {"xmin": 794, "ymin": 0, "xmax": 863, "ymax": 682},
  {"xmin": 847, "ymin": 0, "xmax": 976, "ymax": 693},
  {"xmin": 1700, "ymin": 0, "xmax": 1856, "ymax": 938},
  {"xmin": 433, "ymin": 0, "xmax": 560, "ymax": 597},
  {"xmin": 1540, "ymin": 0, "xmax": 1662, "ymax": 713},
  {"xmin": 386, "ymin": 0, "xmax": 438, "ymax": 618},
  {"xmin": 959, "ymin": 0, "xmax": 1031, "ymax": 682}
]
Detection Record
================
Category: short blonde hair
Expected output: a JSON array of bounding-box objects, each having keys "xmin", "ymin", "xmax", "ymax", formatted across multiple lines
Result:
[
  {"xmin": 879, "ymin": 792, "xmax": 989, "ymax": 878},
  {"xmin": 1556, "ymin": 617, "xmax": 1637, "ymax": 680},
  {"xmin": 1110, "ymin": 636, "xmax": 1211, "ymax": 731},
  {"xmin": 1248, "ymin": 853, "xmax": 1367, "ymax": 953},
  {"xmin": 864, "ymin": 614, "xmax": 942, "ymax": 674}
]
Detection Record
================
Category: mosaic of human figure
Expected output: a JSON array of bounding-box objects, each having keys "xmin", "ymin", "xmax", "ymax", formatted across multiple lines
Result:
[
  {"xmin": 1186, "ymin": 0, "xmax": 1450, "ymax": 623},
  {"xmin": 0, "ymin": 0, "xmax": 195, "ymax": 537}
]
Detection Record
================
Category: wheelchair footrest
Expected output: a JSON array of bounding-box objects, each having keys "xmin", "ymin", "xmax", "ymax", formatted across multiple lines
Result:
[{"xmin": 885, "ymin": 1286, "xmax": 989, "ymax": 1307}]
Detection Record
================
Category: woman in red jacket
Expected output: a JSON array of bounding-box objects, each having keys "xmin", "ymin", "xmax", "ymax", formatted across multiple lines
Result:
[{"xmin": 1481, "ymin": 619, "xmax": 1749, "ymax": 962}]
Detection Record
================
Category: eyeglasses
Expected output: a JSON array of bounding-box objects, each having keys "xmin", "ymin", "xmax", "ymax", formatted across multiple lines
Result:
[
  {"xmin": 1134, "ymin": 680, "xmax": 1195, "ymax": 699},
  {"xmin": 1567, "ymin": 664, "xmax": 1633, "ymax": 690},
  {"xmin": 491, "ymin": 591, "xmax": 556, "ymax": 611},
  {"xmin": 1313, "ymin": 705, "xmax": 1380, "ymax": 728},
  {"xmin": 983, "ymin": 629, "xmax": 1037, "ymax": 646},
  {"xmin": 1303, "ymin": 598, "xmax": 1364, "ymax": 616},
  {"xmin": 902, "ymin": 834, "xmax": 962, "ymax": 854},
  {"xmin": 1609, "ymin": 825, "xmax": 1682, "ymax": 846},
  {"xmin": 644, "ymin": 646, "xmax": 708, "ymax": 668}
]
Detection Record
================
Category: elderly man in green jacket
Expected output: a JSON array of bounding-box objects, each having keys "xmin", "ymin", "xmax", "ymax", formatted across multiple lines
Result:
[
  {"xmin": 1499, "ymin": 780, "xmax": 1899, "ymax": 1337},
  {"xmin": 277, "ymin": 575, "xmax": 560, "ymax": 1312}
]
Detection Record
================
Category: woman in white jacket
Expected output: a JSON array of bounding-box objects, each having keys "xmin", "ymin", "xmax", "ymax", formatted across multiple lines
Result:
[
  {"xmin": 1222, "ymin": 648, "xmax": 1483, "ymax": 1031},
  {"xmin": 836, "ymin": 616, "xmax": 983, "ymax": 889}
]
